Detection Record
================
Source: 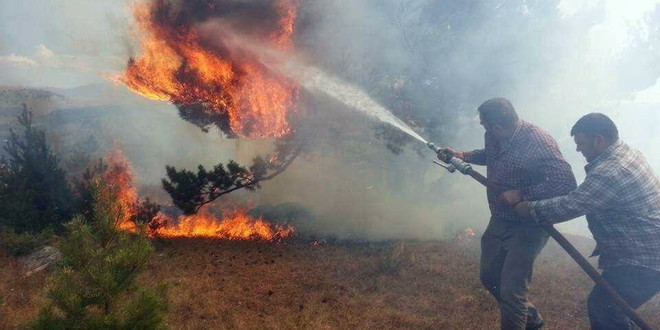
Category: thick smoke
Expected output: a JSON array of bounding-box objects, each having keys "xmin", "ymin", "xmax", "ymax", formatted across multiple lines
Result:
[
  {"xmin": 4, "ymin": 0, "xmax": 660, "ymax": 240},
  {"xmin": 239, "ymin": 0, "xmax": 660, "ymax": 239}
]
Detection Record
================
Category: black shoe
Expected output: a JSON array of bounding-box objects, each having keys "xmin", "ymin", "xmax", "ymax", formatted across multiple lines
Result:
[
  {"xmin": 526, "ymin": 317, "xmax": 545, "ymax": 330},
  {"xmin": 526, "ymin": 309, "xmax": 545, "ymax": 330}
]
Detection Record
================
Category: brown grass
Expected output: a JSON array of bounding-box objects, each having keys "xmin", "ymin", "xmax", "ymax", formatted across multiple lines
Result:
[{"xmin": 2, "ymin": 236, "xmax": 659, "ymax": 329}]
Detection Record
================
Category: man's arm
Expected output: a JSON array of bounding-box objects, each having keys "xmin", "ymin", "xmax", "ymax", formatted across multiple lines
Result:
[
  {"xmin": 520, "ymin": 156, "xmax": 577, "ymax": 200},
  {"xmin": 524, "ymin": 172, "xmax": 619, "ymax": 224},
  {"xmin": 461, "ymin": 149, "xmax": 487, "ymax": 166},
  {"xmin": 439, "ymin": 147, "xmax": 487, "ymax": 166}
]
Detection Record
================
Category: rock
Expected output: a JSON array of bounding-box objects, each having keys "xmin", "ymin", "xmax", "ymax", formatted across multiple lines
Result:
[{"xmin": 19, "ymin": 246, "xmax": 61, "ymax": 277}]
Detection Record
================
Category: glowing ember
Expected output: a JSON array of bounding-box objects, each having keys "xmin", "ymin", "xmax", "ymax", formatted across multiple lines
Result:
[
  {"xmin": 455, "ymin": 228, "xmax": 477, "ymax": 242},
  {"xmin": 117, "ymin": 0, "xmax": 300, "ymax": 138},
  {"xmin": 152, "ymin": 208, "xmax": 294, "ymax": 241}
]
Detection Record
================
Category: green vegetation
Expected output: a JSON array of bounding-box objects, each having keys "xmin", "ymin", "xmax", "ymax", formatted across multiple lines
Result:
[
  {"xmin": 30, "ymin": 180, "xmax": 167, "ymax": 330},
  {"xmin": 0, "ymin": 105, "xmax": 73, "ymax": 233}
]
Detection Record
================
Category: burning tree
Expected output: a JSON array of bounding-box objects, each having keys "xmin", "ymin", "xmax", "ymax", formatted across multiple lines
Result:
[
  {"xmin": 31, "ymin": 180, "xmax": 167, "ymax": 329},
  {"xmin": 118, "ymin": 0, "xmax": 303, "ymax": 213}
]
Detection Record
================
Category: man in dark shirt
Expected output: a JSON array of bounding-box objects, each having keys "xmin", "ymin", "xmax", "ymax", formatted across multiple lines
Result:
[
  {"xmin": 442, "ymin": 98, "xmax": 576, "ymax": 329},
  {"xmin": 509, "ymin": 113, "xmax": 660, "ymax": 329}
]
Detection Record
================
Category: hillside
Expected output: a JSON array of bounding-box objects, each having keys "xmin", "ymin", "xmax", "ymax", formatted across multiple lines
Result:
[{"xmin": 2, "ymin": 234, "xmax": 659, "ymax": 329}]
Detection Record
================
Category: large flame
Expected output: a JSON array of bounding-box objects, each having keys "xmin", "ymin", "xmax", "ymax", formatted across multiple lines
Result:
[
  {"xmin": 151, "ymin": 208, "xmax": 294, "ymax": 241},
  {"xmin": 118, "ymin": 0, "xmax": 299, "ymax": 138}
]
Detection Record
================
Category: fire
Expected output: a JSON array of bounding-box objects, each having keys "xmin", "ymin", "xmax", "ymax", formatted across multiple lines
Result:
[
  {"xmin": 101, "ymin": 146, "xmax": 138, "ymax": 232},
  {"xmin": 117, "ymin": 0, "xmax": 300, "ymax": 138},
  {"xmin": 151, "ymin": 208, "xmax": 294, "ymax": 241},
  {"xmin": 99, "ymin": 146, "xmax": 293, "ymax": 242},
  {"xmin": 455, "ymin": 228, "xmax": 477, "ymax": 242}
]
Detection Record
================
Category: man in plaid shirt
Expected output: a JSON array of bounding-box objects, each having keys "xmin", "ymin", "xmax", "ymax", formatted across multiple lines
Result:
[
  {"xmin": 509, "ymin": 113, "xmax": 660, "ymax": 329},
  {"xmin": 442, "ymin": 98, "xmax": 577, "ymax": 330}
]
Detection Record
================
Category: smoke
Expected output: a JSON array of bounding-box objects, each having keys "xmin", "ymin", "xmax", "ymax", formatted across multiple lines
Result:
[
  {"xmin": 3, "ymin": 0, "xmax": 660, "ymax": 240},
  {"xmin": 238, "ymin": 0, "xmax": 660, "ymax": 239}
]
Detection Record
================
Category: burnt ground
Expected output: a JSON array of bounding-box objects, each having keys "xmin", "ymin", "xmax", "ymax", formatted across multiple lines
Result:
[{"xmin": 2, "ymin": 235, "xmax": 659, "ymax": 329}]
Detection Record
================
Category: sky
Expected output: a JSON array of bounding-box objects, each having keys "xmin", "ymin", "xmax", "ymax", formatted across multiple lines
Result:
[{"xmin": 0, "ymin": 0, "xmax": 131, "ymax": 87}]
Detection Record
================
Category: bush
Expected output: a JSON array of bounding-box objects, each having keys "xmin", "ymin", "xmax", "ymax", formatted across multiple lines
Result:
[
  {"xmin": 30, "ymin": 180, "xmax": 168, "ymax": 330},
  {"xmin": 0, "ymin": 227, "xmax": 53, "ymax": 256}
]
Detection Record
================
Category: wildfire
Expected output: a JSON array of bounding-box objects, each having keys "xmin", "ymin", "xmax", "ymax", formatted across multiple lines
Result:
[
  {"xmin": 101, "ymin": 146, "xmax": 139, "ymax": 232},
  {"xmin": 151, "ymin": 208, "xmax": 294, "ymax": 241},
  {"xmin": 117, "ymin": 0, "xmax": 300, "ymax": 138},
  {"xmin": 99, "ymin": 147, "xmax": 293, "ymax": 242}
]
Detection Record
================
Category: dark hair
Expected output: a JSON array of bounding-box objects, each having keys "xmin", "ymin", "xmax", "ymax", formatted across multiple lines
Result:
[
  {"xmin": 570, "ymin": 113, "xmax": 619, "ymax": 142},
  {"xmin": 477, "ymin": 97, "xmax": 519, "ymax": 128}
]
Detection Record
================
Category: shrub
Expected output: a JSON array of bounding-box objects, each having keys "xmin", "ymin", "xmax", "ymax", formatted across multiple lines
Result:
[
  {"xmin": 0, "ymin": 227, "xmax": 53, "ymax": 256},
  {"xmin": 30, "ymin": 180, "xmax": 168, "ymax": 330}
]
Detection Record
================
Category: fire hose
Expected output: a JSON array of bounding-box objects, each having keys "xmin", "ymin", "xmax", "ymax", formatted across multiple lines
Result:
[{"xmin": 427, "ymin": 142, "xmax": 656, "ymax": 330}]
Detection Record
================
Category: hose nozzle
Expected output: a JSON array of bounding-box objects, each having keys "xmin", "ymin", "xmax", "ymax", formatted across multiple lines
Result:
[{"xmin": 427, "ymin": 142, "xmax": 440, "ymax": 154}]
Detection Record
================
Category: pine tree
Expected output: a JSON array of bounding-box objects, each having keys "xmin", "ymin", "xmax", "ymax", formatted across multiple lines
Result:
[
  {"xmin": 31, "ymin": 179, "xmax": 168, "ymax": 330},
  {"xmin": 0, "ymin": 105, "xmax": 72, "ymax": 232},
  {"xmin": 162, "ymin": 136, "xmax": 300, "ymax": 214}
]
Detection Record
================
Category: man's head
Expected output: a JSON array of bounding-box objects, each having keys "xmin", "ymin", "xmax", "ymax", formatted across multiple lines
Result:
[
  {"xmin": 478, "ymin": 97, "xmax": 519, "ymax": 140},
  {"xmin": 570, "ymin": 113, "xmax": 619, "ymax": 162}
]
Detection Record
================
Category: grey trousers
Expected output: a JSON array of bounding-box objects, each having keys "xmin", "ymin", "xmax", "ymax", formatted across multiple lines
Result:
[
  {"xmin": 480, "ymin": 219, "xmax": 549, "ymax": 330},
  {"xmin": 588, "ymin": 266, "xmax": 660, "ymax": 330}
]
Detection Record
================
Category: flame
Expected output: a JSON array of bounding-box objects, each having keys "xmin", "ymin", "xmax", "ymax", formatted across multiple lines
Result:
[
  {"xmin": 99, "ymin": 146, "xmax": 294, "ymax": 242},
  {"xmin": 152, "ymin": 208, "xmax": 294, "ymax": 241},
  {"xmin": 455, "ymin": 228, "xmax": 477, "ymax": 242},
  {"xmin": 117, "ymin": 0, "xmax": 299, "ymax": 138},
  {"xmin": 101, "ymin": 146, "xmax": 139, "ymax": 231}
]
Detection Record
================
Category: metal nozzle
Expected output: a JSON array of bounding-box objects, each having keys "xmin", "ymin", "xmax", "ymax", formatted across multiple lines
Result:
[{"xmin": 427, "ymin": 142, "xmax": 440, "ymax": 154}]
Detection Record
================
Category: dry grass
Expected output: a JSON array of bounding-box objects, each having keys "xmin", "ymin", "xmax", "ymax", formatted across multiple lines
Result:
[
  {"xmin": 0, "ymin": 253, "xmax": 47, "ymax": 328},
  {"xmin": 2, "ymin": 236, "xmax": 659, "ymax": 329}
]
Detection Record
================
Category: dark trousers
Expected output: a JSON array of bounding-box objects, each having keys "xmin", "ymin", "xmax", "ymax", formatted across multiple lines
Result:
[
  {"xmin": 480, "ymin": 219, "xmax": 549, "ymax": 330},
  {"xmin": 588, "ymin": 266, "xmax": 660, "ymax": 330}
]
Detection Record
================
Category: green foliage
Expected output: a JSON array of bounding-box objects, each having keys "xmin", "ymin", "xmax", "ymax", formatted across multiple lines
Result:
[
  {"xmin": 0, "ymin": 226, "xmax": 53, "ymax": 256},
  {"xmin": 162, "ymin": 138, "xmax": 300, "ymax": 215},
  {"xmin": 0, "ymin": 105, "xmax": 73, "ymax": 233},
  {"xmin": 162, "ymin": 160, "xmax": 253, "ymax": 214},
  {"xmin": 71, "ymin": 158, "xmax": 107, "ymax": 217},
  {"xmin": 30, "ymin": 180, "xmax": 167, "ymax": 330}
]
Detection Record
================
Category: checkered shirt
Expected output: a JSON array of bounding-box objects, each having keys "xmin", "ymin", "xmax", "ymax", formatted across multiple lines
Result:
[
  {"xmin": 529, "ymin": 141, "xmax": 660, "ymax": 272},
  {"xmin": 462, "ymin": 120, "xmax": 577, "ymax": 222}
]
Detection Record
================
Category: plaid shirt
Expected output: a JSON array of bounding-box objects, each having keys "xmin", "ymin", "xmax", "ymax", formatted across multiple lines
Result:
[
  {"xmin": 463, "ymin": 120, "xmax": 577, "ymax": 222},
  {"xmin": 529, "ymin": 141, "xmax": 660, "ymax": 272}
]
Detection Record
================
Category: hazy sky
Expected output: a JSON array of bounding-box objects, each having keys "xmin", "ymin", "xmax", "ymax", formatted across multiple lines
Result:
[
  {"xmin": 1, "ymin": 0, "xmax": 659, "ymax": 89},
  {"xmin": 0, "ymin": 0, "xmax": 131, "ymax": 87}
]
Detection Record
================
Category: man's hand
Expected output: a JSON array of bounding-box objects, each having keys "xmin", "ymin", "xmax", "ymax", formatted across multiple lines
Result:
[
  {"xmin": 501, "ymin": 190, "xmax": 523, "ymax": 205},
  {"xmin": 514, "ymin": 201, "xmax": 532, "ymax": 218},
  {"xmin": 439, "ymin": 147, "xmax": 464, "ymax": 160}
]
